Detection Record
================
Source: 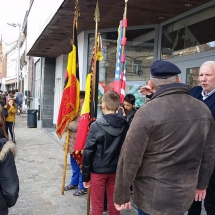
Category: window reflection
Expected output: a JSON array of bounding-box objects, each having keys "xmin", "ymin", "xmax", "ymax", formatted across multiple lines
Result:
[
  {"xmin": 186, "ymin": 67, "xmax": 200, "ymax": 89},
  {"xmin": 161, "ymin": 5, "xmax": 215, "ymax": 59},
  {"xmin": 88, "ymin": 28, "xmax": 155, "ymax": 114}
]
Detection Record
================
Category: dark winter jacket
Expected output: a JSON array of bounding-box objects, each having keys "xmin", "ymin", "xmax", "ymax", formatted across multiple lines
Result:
[
  {"xmin": 114, "ymin": 83, "xmax": 215, "ymax": 215},
  {"xmin": 125, "ymin": 108, "xmax": 136, "ymax": 125},
  {"xmin": 0, "ymin": 102, "xmax": 8, "ymax": 118},
  {"xmin": 189, "ymin": 86, "xmax": 215, "ymax": 120},
  {"xmin": 0, "ymin": 139, "xmax": 19, "ymax": 215},
  {"xmin": 82, "ymin": 113, "xmax": 129, "ymax": 182}
]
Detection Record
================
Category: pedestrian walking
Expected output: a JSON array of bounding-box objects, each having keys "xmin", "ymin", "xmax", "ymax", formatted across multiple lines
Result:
[
  {"xmin": 0, "ymin": 106, "xmax": 8, "ymax": 139},
  {"xmin": 14, "ymin": 89, "xmax": 23, "ymax": 114},
  {"xmin": 113, "ymin": 60, "xmax": 215, "ymax": 215},
  {"xmin": 4, "ymin": 98, "xmax": 17, "ymax": 143},
  {"xmin": 0, "ymin": 95, "xmax": 8, "ymax": 118}
]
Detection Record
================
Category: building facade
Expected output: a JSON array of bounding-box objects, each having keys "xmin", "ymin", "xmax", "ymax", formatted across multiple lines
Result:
[{"xmin": 26, "ymin": 0, "xmax": 215, "ymax": 128}]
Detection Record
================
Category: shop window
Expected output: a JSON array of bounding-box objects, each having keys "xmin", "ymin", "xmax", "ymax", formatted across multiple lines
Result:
[
  {"xmin": 186, "ymin": 67, "xmax": 200, "ymax": 89},
  {"xmin": 132, "ymin": 60, "xmax": 142, "ymax": 75},
  {"xmin": 161, "ymin": 5, "xmax": 215, "ymax": 59},
  {"xmin": 87, "ymin": 28, "xmax": 155, "ymax": 116}
]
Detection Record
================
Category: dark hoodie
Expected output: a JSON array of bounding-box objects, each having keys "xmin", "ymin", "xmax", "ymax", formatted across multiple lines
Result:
[{"xmin": 82, "ymin": 114, "xmax": 129, "ymax": 182}]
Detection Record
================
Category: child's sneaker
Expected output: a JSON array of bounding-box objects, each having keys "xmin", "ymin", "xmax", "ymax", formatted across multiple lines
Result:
[
  {"xmin": 73, "ymin": 188, "xmax": 87, "ymax": 196},
  {"xmin": 103, "ymin": 209, "xmax": 108, "ymax": 214}
]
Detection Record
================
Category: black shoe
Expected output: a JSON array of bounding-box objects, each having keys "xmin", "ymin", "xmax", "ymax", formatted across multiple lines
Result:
[
  {"xmin": 64, "ymin": 184, "xmax": 78, "ymax": 191},
  {"xmin": 73, "ymin": 189, "xmax": 87, "ymax": 196}
]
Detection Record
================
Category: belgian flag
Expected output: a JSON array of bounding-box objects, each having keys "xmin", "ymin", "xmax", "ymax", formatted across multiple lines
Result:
[
  {"xmin": 72, "ymin": 34, "xmax": 102, "ymax": 168},
  {"xmin": 56, "ymin": 25, "xmax": 80, "ymax": 138}
]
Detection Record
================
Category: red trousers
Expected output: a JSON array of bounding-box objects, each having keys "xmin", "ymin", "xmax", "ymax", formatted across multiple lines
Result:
[{"xmin": 90, "ymin": 173, "xmax": 120, "ymax": 215}]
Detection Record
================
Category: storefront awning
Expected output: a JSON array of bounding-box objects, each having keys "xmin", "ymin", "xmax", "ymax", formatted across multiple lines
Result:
[
  {"xmin": 5, "ymin": 78, "xmax": 16, "ymax": 85},
  {"xmin": 27, "ymin": 0, "xmax": 210, "ymax": 58}
]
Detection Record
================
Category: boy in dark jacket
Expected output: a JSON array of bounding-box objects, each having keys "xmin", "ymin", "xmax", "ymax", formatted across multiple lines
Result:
[{"xmin": 82, "ymin": 91, "xmax": 129, "ymax": 215}]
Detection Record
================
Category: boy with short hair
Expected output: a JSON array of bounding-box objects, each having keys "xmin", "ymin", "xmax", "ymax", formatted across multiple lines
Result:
[
  {"xmin": 82, "ymin": 91, "xmax": 129, "ymax": 215},
  {"xmin": 123, "ymin": 93, "xmax": 137, "ymax": 125}
]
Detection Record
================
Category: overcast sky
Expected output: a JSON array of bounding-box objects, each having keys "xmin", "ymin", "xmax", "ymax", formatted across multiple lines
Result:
[{"xmin": 0, "ymin": 0, "xmax": 29, "ymax": 43}]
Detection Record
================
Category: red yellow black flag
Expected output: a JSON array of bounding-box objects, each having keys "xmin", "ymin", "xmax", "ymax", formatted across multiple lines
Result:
[
  {"xmin": 72, "ymin": 34, "xmax": 103, "ymax": 168},
  {"xmin": 56, "ymin": 25, "xmax": 80, "ymax": 138}
]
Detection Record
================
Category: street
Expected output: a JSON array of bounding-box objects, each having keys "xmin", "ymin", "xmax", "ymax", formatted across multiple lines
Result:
[
  {"xmin": 8, "ymin": 116, "xmax": 207, "ymax": 215},
  {"xmin": 9, "ymin": 116, "xmax": 136, "ymax": 215}
]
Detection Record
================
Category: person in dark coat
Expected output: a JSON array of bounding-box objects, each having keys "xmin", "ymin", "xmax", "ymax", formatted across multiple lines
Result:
[
  {"xmin": 188, "ymin": 61, "xmax": 215, "ymax": 215},
  {"xmin": 0, "ymin": 139, "xmax": 19, "ymax": 215},
  {"xmin": 0, "ymin": 105, "xmax": 8, "ymax": 139},
  {"xmin": 0, "ymin": 95, "xmax": 8, "ymax": 118},
  {"xmin": 0, "ymin": 105, "xmax": 19, "ymax": 215},
  {"xmin": 114, "ymin": 60, "xmax": 215, "ymax": 215}
]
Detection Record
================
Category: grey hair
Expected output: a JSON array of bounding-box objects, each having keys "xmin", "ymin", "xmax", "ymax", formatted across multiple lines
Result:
[
  {"xmin": 200, "ymin": 61, "xmax": 215, "ymax": 71},
  {"xmin": 150, "ymin": 75, "xmax": 178, "ymax": 89}
]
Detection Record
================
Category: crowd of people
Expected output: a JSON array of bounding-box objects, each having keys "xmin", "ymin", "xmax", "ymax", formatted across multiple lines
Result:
[{"xmin": 65, "ymin": 60, "xmax": 215, "ymax": 215}]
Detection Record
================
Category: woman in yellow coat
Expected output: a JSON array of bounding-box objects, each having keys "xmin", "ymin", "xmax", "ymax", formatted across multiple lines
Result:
[{"xmin": 4, "ymin": 98, "xmax": 17, "ymax": 143}]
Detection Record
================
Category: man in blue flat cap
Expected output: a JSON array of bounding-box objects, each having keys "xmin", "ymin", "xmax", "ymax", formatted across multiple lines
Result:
[{"xmin": 113, "ymin": 60, "xmax": 215, "ymax": 215}]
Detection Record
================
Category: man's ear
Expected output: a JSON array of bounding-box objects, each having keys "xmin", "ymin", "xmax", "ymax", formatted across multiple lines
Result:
[
  {"xmin": 101, "ymin": 103, "xmax": 105, "ymax": 110},
  {"xmin": 176, "ymin": 76, "xmax": 181, "ymax": 83},
  {"xmin": 148, "ymin": 80, "xmax": 156, "ymax": 91}
]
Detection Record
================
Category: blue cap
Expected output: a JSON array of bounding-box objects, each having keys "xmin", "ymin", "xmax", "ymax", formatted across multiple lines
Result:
[{"xmin": 150, "ymin": 60, "xmax": 181, "ymax": 79}]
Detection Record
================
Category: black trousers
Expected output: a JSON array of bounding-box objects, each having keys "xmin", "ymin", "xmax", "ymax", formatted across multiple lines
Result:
[
  {"xmin": 188, "ymin": 168, "xmax": 215, "ymax": 215},
  {"xmin": 5, "ymin": 121, "xmax": 15, "ymax": 142}
]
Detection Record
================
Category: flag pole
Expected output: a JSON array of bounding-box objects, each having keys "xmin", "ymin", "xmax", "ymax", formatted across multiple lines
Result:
[
  {"xmin": 92, "ymin": 1, "xmax": 100, "ymax": 118},
  {"xmin": 61, "ymin": 130, "xmax": 70, "ymax": 195},
  {"xmin": 119, "ymin": 0, "xmax": 128, "ymax": 101},
  {"xmin": 86, "ymin": 2, "xmax": 100, "ymax": 214},
  {"xmin": 61, "ymin": 0, "xmax": 80, "ymax": 195}
]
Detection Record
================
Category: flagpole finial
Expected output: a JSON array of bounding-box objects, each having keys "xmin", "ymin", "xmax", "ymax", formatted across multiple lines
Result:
[{"xmin": 94, "ymin": 1, "xmax": 100, "ymax": 23}]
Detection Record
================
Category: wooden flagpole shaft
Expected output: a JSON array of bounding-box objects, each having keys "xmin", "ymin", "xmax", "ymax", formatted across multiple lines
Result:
[
  {"xmin": 61, "ymin": 0, "xmax": 79, "ymax": 195},
  {"xmin": 86, "ymin": 186, "xmax": 91, "ymax": 215},
  {"xmin": 86, "ymin": 1, "xmax": 100, "ymax": 214},
  {"xmin": 92, "ymin": 1, "xmax": 100, "ymax": 115},
  {"xmin": 61, "ymin": 129, "xmax": 70, "ymax": 195}
]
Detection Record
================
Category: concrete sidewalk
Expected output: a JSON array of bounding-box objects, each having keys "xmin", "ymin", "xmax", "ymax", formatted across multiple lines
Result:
[{"xmin": 9, "ymin": 116, "xmax": 137, "ymax": 215}]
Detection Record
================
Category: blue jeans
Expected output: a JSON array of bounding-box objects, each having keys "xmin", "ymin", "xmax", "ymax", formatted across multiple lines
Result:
[
  {"xmin": 138, "ymin": 208, "xmax": 184, "ymax": 215},
  {"xmin": 70, "ymin": 155, "xmax": 84, "ymax": 189}
]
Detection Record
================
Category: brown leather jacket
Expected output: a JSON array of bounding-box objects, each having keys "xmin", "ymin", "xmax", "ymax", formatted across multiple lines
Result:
[
  {"xmin": 67, "ymin": 115, "xmax": 80, "ymax": 154},
  {"xmin": 114, "ymin": 83, "xmax": 215, "ymax": 215}
]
